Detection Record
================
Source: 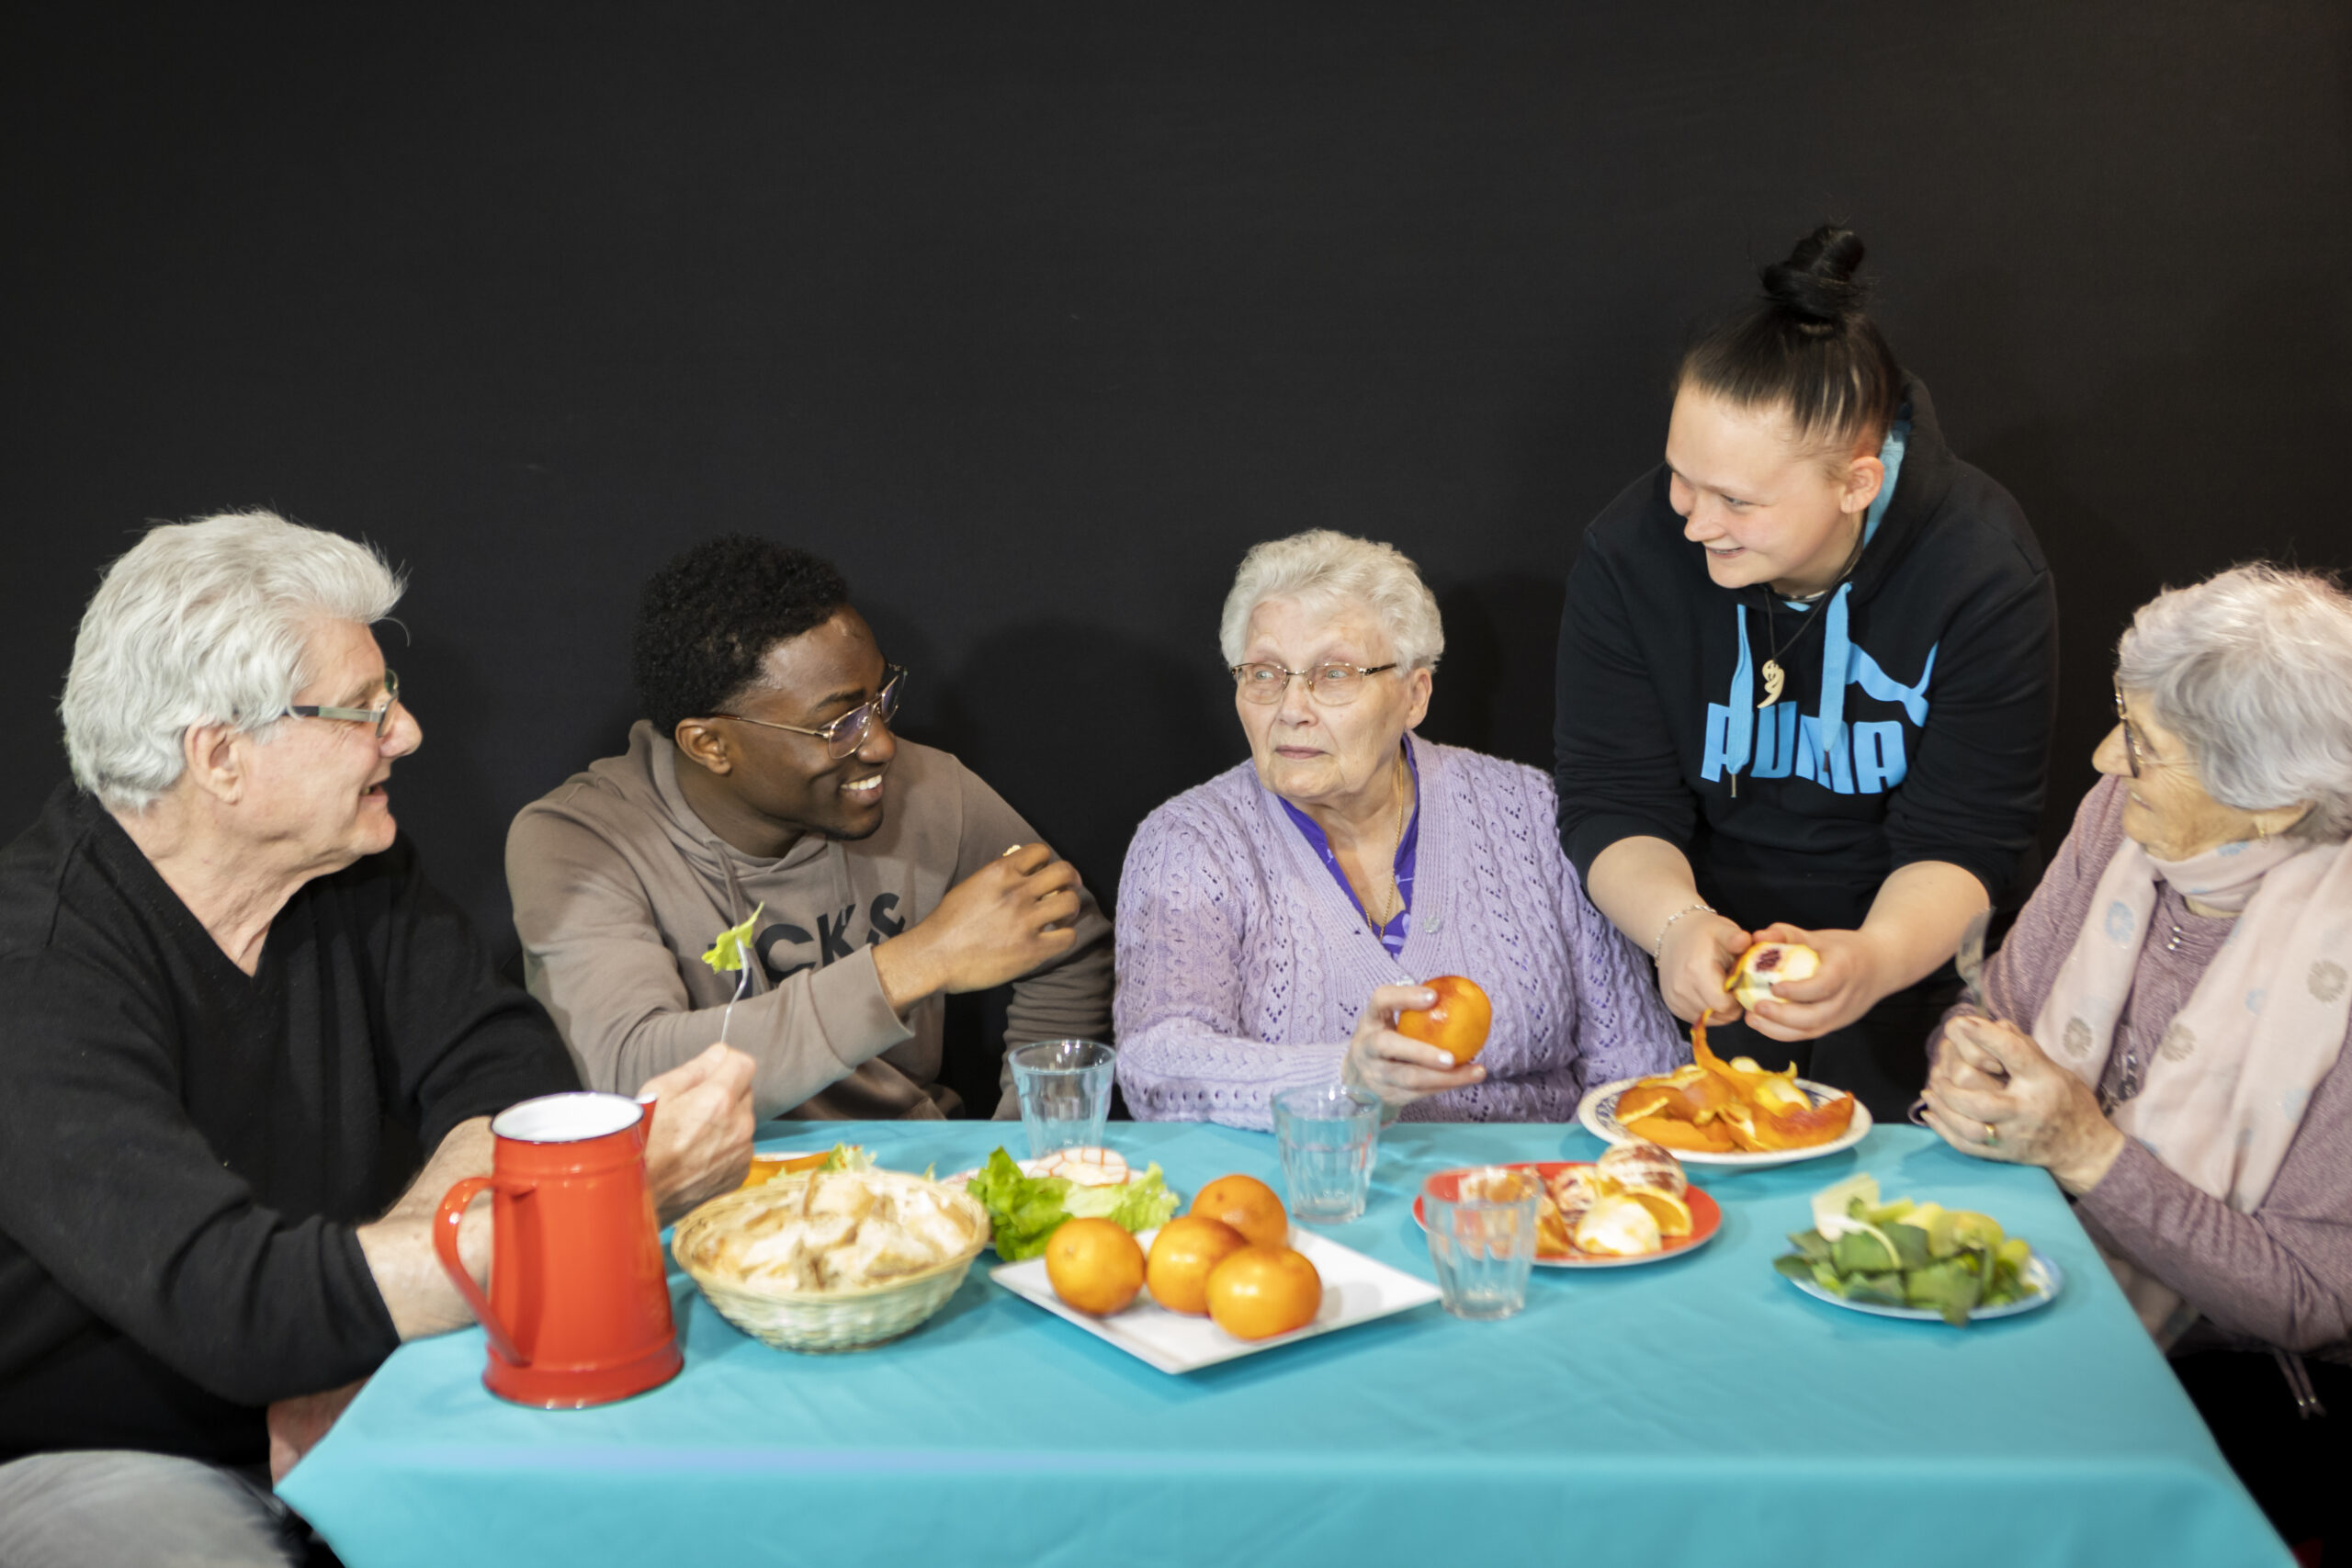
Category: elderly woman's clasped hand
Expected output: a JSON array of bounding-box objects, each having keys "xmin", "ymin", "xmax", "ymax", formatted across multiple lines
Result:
[
  {"xmin": 1921, "ymin": 1013, "xmax": 2127, "ymax": 1196},
  {"xmin": 1340, "ymin": 982, "xmax": 1487, "ymax": 1111}
]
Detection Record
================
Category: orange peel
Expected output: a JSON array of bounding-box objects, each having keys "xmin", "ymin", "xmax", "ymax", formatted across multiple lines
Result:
[{"xmin": 1612, "ymin": 1009, "xmax": 1852, "ymax": 1153}]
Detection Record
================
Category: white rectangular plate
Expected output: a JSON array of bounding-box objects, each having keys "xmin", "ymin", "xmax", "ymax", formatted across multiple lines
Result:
[{"xmin": 990, "ymin": 1228, "xmax": 1442, "ymax": 1374}]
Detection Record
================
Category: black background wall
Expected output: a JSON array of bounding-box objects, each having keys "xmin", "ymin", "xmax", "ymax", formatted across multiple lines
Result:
[{"xmin": 6, "ymin": 5, "xmax": 2348, "ymax": 1016}]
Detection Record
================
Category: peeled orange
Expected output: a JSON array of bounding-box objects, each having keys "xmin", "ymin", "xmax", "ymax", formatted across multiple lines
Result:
[
  {"xmin": 1573, "ymin": 1195, "xmax": 1664, "ymax": 1258},
  {"xmin": 1146, "ymin": 1215, "xmax": 1249, "ymax": 1314},
  {"xmin": 1190, "ymin": 1174, "xmax": 1289, "ymax": 1249},
  {"xmin": 1596, "ymin": 1141, "xmax": 1688, "ymax": 1199},
  {"xmin": 1204, "ymin": 1245, "xmax": 1323, "ymax": 1340},
  {"xmin": 1724, "ymin": 940, "xmax": 1821, "ymax": 1010},
  {"xmin": 1044, "ymin": 1217, "xmax": 1146, "ymax": 1316}
]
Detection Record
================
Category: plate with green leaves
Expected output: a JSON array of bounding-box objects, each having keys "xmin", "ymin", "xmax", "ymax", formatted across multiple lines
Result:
[
  {"xmin": 1774, "ymin": 1173, "xmax": 2062, "ymax": 1325},
  {"xmin": 951, "ymin": 1147, "xmax": 1180, "ymax": 1260}
]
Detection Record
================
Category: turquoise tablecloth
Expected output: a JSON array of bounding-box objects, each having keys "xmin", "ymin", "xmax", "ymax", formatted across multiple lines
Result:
[{"xmin": 281, "ymin": 1122, "xmax": 2288, "ymax": 1568}]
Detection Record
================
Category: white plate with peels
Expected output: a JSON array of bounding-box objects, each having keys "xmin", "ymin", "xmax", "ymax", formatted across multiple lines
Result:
[
  {"xmin": 990, "ymin": 1228, "xmax": 1442, "ymax": 1374},
  {"xmin": 1577, "ymin": 1077, "xmax": 1872, "ymax": 1168}
]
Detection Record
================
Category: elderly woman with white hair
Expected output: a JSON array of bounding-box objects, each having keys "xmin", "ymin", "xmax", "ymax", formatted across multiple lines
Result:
[
  {"xmin": 1114, "ymin": 530, "xmax": 1685, "ymax": 1128},
  {"xmin": 1921, "ymin": 563, "xmax": 2352, "ymax": 1551},
  {"xmin": 0, "ymin": 513, "xmax": 752, "ymax": 1568}
]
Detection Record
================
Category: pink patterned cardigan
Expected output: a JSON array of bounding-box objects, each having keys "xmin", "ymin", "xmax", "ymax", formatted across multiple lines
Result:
[{"xmin": 1113, "ymin": 734, "xmax": 1686, "ymax": 1131}]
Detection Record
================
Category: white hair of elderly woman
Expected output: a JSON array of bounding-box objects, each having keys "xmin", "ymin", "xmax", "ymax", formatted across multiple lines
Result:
[
  {"xmin": 62, "ymin": 511, "xmax": 405, "ymax": 813},
  {"xmin": 1217, "ymin": 529, "xmax": 1445, "ymax": 672},
  {"xmin": 2117, "ymin": 562, "xmax": 2352, "ymax": 842}
]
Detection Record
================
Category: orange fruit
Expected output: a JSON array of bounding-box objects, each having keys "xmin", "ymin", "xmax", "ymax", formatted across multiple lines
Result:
[
  {"xmin": 1044, "ymin": 1218, "xmax": 1146, "ymax": 1315},
  {"xmin": 1572, "ymin": 1195, "xmax": 1663, "ymax": 1257},
  {"xmin": 1204, "ymin": 1245, "xmax": 1323, "ymax": 1339},
  {"xmin": 1595, "ymin": 1141, "xmax": 1688, "ymax": 1199},
  {"xmin": 1145, "ymin": 1215, "xmax": 1250, "ymax": 1314},
  {"xmin": 738, "ymin": 1150, "xmax": 830, "ymax": 1189},
  {"xmin": 1623, "ymin": 1189, "xmax": 1694, "ymax": 1237},
  {"xmin": 1724, "ymin": 940, "xmax": 1822, "ymax": 1010},
  {"xmin": 1395, "ymin": 975, "xmax": 1494, "ymax": 1064},
  {"xmin": 1190, "ymin": 1174, "xmax": 1289, "ymax": 1249}
]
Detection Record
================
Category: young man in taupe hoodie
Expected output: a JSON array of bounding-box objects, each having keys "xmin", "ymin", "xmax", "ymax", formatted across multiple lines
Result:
[{"xmin": 506, "ymin": 536, "xmax": 1113, "ymax": 1121}]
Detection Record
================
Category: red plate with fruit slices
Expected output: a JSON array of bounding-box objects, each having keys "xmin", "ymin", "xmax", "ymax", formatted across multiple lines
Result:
[{"xmin": 1414, "ymin": 1162, "xmax": 1722, "ymax": 1269}]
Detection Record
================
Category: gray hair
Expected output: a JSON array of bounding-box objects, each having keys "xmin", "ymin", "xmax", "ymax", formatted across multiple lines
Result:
[
  {"xmin": 1217, "ymin": 530, "xmax": 1445, "ymax": 671},
  {"xmin": 62, "ymin": 511, "xmax": 406, "ymax": 812},
  {"xmin": 2118, "ymin": 563, "xmax": 2352, "ymax": 843}
]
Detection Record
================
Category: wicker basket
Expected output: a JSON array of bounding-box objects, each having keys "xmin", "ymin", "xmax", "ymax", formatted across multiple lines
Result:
[{"xmin": 672, "ymin": 1168, "xmax": 990, "ymax": 1353}]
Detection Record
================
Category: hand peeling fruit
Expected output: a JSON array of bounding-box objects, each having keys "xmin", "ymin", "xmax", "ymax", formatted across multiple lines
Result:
[{"xmin": 1724, "ymin": 940, "xmax": 1821, "ymax": 1010}]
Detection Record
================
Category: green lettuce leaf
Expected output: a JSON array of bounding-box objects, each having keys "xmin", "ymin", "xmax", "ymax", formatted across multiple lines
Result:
[
  {"xmin": 700, "ymin": 904, "xmax": 765, "ymax": 974},
  {"xmin": 964, "ymin": 1150, "xmax": 1179, "ymax": 1260},
  {"xmin": 1101, "ymin": 1165, "xmax": 1179, "ymax": 1232},
  {"xmin": 966, "ymin": 1148, "xmax": 1076, "ymax": 1261}
]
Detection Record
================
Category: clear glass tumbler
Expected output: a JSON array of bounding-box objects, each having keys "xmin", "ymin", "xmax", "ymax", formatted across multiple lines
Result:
[
  {"xmin": 1422, "ymin": 1168, "xmax": 1541, "ymax": 1320},
  {"xmin": 1006, "ymin": 1040, "xmax": 1116, "ymax": 1157},
  {"xmin": 1272, "ymin": 1084, "xmax": 1382, "ymax": 1224}
]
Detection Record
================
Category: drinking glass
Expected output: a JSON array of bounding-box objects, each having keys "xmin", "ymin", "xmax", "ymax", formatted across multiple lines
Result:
[
  {"xmin": 1007, "ymin": 1040, "xmax": 1116, "ymax": 1157},
  {"xmin": 1272, "ymin": 1084, "xmax": 1381, "ymax": 1224},
  {"xmin": 1422, "ymin": 1168, "xmax": 1541, "ymax": 1320}
]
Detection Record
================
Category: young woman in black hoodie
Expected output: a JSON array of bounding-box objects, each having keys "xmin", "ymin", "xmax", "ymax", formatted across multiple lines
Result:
[{"xmin": 1555, "ymin": 227, "xmax": 2056, "ymax": 1117}]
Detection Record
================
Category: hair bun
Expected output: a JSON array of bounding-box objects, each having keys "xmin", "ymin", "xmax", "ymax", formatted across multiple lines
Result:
[{"xmin": 1759, "ymin": 225, "xmax": 1869, "ymax": 328}]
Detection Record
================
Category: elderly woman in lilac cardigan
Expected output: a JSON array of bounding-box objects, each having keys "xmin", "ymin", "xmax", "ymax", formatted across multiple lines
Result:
[{"xmin": 1114, "ymin": 530, "xmax": 1685, "ymax": 1130}]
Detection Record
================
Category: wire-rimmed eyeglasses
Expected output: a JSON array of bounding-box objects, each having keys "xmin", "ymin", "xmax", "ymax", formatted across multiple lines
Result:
[
  {"xmin": 1230, "ymin": 661, "xmax": 1398, "ymax": 706},
  {"xmin": 717, "ymin": 666, "xmax": 906, "ymax": 759},
  {"xmin": 288, "ymin": 670, "xmax": 402, "ymax": 739},
  {"xmin": 2112, "ymin": 682, "xmax": 2175, "ymax": 779}
]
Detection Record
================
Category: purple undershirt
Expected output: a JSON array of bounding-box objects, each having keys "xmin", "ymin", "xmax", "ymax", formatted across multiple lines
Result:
[{"xmin": 1278, "ymin": 742, "xmax": 1420, "ymax": 956}]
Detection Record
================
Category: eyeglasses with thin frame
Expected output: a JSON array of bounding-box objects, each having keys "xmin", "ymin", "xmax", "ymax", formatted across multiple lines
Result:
[
  {"xmin": 288, "ymin": 669, "xmax": 402, "ymax": 739},
  {"xmin": 1230, "ymin": 661, "xmax": 1399, "ymax": 706},
  {"xmin": 716, "ymin": 666, "xmax": 906, "ymax": 759},
  {"xmin": 2111, "ymin": 683, "xmax": 2175, "ymax": 779}
]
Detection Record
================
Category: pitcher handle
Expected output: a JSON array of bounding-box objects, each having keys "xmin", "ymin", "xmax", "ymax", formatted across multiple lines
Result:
[{"xmin": 434, "ymin": 1175, "xmax": 529, "ymax": 1366}]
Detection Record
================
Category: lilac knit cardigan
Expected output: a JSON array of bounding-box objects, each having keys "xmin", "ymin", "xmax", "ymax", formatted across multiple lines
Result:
[{"xmin": 1114, "ymin": 733, "xmax": 1687, "ymax": 1131}]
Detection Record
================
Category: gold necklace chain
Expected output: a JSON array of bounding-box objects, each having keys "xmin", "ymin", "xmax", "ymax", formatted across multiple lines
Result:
[{"xmin": 1759, "ymin": 511, "xmax": 1869, "ymax": 709}]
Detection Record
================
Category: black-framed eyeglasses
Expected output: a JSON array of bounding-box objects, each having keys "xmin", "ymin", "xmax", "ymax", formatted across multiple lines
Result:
[
  {"xmin": 1230, "ymin": 661, "xmax": 1398, "ymax": 706},
  {"xmin": 288, "ymin": 669, "xmax": 401, "ymax": 739},
  {"xmin": 717, "ymin": 666, "xmax": 906, "ymax": 759}
]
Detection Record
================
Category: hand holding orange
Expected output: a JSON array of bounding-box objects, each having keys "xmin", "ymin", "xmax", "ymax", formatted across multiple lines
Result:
[
  {"xmin": 1724, "ymin": 940, "xmax": 1822, "ymax": 1010},
  {"xmin": 1395, "ymin": 975, "xmax": 1493, "ymax": 1064}
]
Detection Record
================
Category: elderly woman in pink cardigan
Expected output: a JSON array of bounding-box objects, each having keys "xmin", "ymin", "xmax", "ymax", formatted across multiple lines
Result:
[
  {"xmin": 1920, "ymin": 564, "xmax": 2352, "ymax": 1552},
  {"xmin": 1114, "ymin": 530, "xmax": 1684, "ymax": 1130}
]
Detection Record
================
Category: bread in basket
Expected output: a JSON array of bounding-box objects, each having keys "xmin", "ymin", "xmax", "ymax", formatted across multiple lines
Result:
[{"xmin": 672, "ymin": 1166, "xmax": 989, "ymax": 1352}]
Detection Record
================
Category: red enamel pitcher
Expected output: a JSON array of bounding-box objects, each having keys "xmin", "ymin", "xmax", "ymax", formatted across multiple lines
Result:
[{"xmin": 433, "ymin": 1091, "xmax": 682, "ymax": 1408}]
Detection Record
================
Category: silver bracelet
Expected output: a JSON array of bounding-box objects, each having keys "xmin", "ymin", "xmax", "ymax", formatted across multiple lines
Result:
[{"xmin": 1651, "ymin": 901, "xmax": 1715, "ymax": 959}]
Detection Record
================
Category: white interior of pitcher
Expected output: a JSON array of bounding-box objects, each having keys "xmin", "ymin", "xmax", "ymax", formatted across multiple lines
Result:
[{"xmin": 492, "ymin": 1091, "xmax": 644, "ymax": 1144}]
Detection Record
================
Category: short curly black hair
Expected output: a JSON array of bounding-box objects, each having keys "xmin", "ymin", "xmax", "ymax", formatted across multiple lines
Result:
[{"xmin": 632, "ymin": 536, "xmax": 852, "ymax": 733}]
